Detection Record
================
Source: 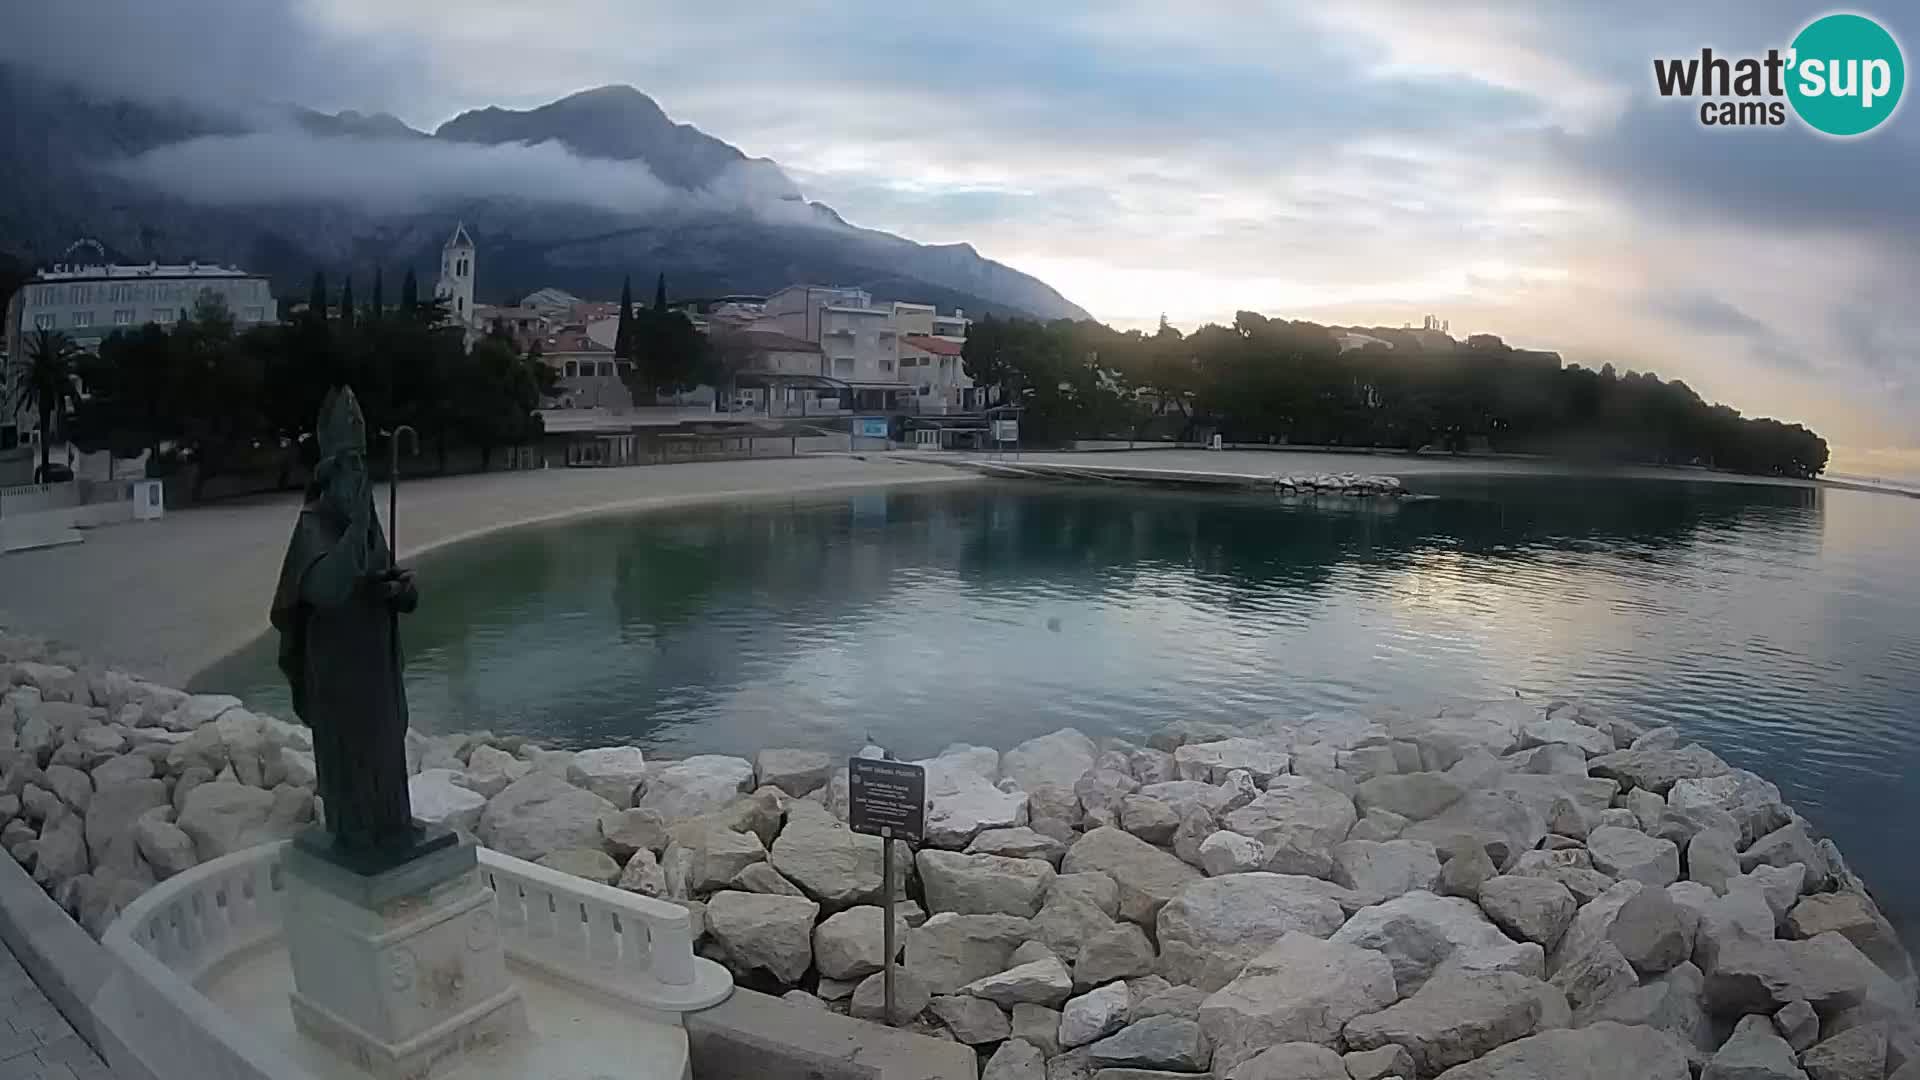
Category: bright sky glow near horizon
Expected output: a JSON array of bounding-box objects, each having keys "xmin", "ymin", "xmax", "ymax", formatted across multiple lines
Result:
[{"xmin": 4, "ymin": 1, "xmax": 1918, "ymax": 478}]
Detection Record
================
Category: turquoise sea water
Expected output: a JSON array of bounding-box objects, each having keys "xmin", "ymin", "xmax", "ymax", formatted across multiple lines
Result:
[{"xmin": 199, "ymin": 477, "xmax": 1920, "ymax": 939}]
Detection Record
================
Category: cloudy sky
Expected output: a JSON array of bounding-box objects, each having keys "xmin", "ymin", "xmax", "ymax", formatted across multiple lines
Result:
[{"xmin": 6, "ymin": 1, "xmax": 1918, "ymax": 476}]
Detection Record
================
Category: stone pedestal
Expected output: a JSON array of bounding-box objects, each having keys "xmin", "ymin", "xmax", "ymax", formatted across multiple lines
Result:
[{"xmin": 284, "ymin": 834, "xmax": 527, "ymax": 1080}]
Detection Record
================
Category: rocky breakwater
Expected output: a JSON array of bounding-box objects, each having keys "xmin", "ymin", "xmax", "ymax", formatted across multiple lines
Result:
[
  {"xmin": 3, "ymin": 629, "xmax": 1918, "ymax": 1080},
  {"xmin": 1271, "ymin": 473, "xmax": 1409, "ymax": 499}
]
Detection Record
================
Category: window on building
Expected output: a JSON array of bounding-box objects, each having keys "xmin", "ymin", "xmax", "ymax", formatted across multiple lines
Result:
[
  {"xmin": 565, "ymin": 361, "xmax": 579, "ymax": 377},
  {"xmin": 457, "ymin": 296, "xmax": 465, "ymax": 312},
  {"xmin": 881, "ymin": 359, "xmax": 894, "ymax": 372},
  {"xmin": 71, "ymin": 311, "xmax": 93, "ymax": 328},
  {"xmin": 619, "ymin": 361, "xmax": 634, "ymax": 375},
  {"xmin": 0, "ymin": 425, "xmax": 15, "ymax": 451},
  {"xmin": 32, "ymin": 313, "xmax": 54, "ymax": 330},
  {"xmin": 153, "ymin": 309, "xmax": 176, "ymax": 324},
  {"xmin": 598, "ymin": 361, "xmax": 613, "ymax": 376},
  {"xmin": 242, "ymin": 306, "xmax": 264, "ymax": 322},
  {"xmin": 114, "ymin": 309, "xmax": 134, "ymax": 325}
]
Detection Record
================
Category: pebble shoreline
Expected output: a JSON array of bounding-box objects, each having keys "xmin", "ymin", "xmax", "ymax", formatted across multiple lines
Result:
[{"xmin": 2, "ymin": 626, "xmax": 1917, "ymax": 1080}]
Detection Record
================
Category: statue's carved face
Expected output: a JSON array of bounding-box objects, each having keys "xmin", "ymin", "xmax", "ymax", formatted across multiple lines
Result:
[{"xmin": 315, "ymin": 448, "xmax": 369, "ymax": 519}]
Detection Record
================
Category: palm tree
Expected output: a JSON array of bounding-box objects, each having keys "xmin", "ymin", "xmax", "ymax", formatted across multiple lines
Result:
[{"xmin": 12, "ymin": 329, "xmax": 83, "ymax": 480}]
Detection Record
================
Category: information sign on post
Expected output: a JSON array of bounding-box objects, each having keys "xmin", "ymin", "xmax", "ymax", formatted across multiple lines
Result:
[
  {"xmin": 992, "ymin": 419, "xmax": 1020, "ymax": 443},
  {"xmin": 855, "ymin": 416, "xmax": 891, "ymax": 447},
  {"xmin": 848, "ymin": 757, "xmax": 926, "ymax": 1026},
  {"xmin": 848, "ymin": 758, "xmax": 925, "ymax": 842}
]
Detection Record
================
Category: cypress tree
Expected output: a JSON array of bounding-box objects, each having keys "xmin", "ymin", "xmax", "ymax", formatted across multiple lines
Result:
[
  {"xmin": 370, "ymin": 266, "xmax": 384, "ymax": 320},
  {"xmin": 614, "ymin": 275, "xmax": 634, "ymax": 359},
  {"xmin": 339, "ymin": 275, "xmax": 355, "ymax": 332},
  {"xmin": 654, "ymin": 272, "xmax": 667, "ymax": 311},
  {"xmin": 401, "ymin": 268, "xmax": 419, "ymax": 313},
  {"xmin": 309, "ymin": 271, "xmax": 327, "ymax": 322}
]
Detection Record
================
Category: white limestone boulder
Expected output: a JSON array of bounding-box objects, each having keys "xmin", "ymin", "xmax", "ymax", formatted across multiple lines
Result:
[
  {"xmin": 1197, "ymin": 831, "xmax": 1265, "ymax": 876},
  {"xmin": 1354, "ymin": 772, "xmax": 1468, "ymax": 821},
  {"xmin": 1587, "ymin": 744, "xmax": 1729, "ymax": 796},
  {"xmin": 668, "ymin": 823, "xmax": 768, "ymax": 893},
  {"xmin": 409, "ymin": 768, "xmax": 487, "ymax": 834},
  {"xmin": 459, "ymin": 745, "xmax": 530, "ymax": 798},
  {"xmin": 1074, "ymin": 923, "xmax": 1157, "ymax": 989},
  {"xmin": 754, "ymin": 748, "xmax": 834, "ymax": 797},
  {"xmin": 812, "ymin": 904, "xmax": 908, "ymax": 980},
  {"xmin": 1061, "ymin": 826, "xmax": 1203, "ymax": 925},
  {"xmin": 705, "ymin": 890, "xmax": 819, "ymax": 984},
  {"xmin": 536, "ymin": 848, "xmax": 620, "ymax": 885},
  {"xmin": 1086, "ymin": 1014, "xmax": 1211, "ymax": 1072},
  {"xmin": 903, "ymin": 912, "xmax": 1035, "ymax": 994},
  {"xmin": 917, "ymin": 850, "xmax": 1056, "ymax": 917},
  {"xmin": 1222, "ymin": 777, "xmax": 1357, "ymax": 879},
  {"xmin": 1342, "ymin": 968, "xmax": 1570, "ymax": 1077},
  {"xmin": 1003, "ymin": 729, "xmax": 1097, "ymax": 822},
  {"xmin": 1605, "ymin": 887, "xmax": 1694, "ymax": 976},
  {"xmin": 920, "ymin": 745, "xmax": 1029, "ymax": 848},
  {"xmin": 1667, "ymin": 770, "xmax": 1788, "ymax": 846},
  {"xmin": 1428, "ymin": 1022, "xmax": 1691, "ymax": 1080},
  {"xmin": 83, "ymin": 777, "xmax": 167, "ymax": 860},
  {"xmin": 968, "ymin": 827, "xmax": 1068, "ymax": 865},
  {"xmin": 477, "ymin": 773, "xmax": 615, "ymax": 861},
  {"xmin": 1173, "ymin": 738, "xmax": 1290, "ymax": 785},
  {"xmin": 768, "ymin": 801, "xmax": 911, "ymax": 908},
  {"xmin": 962, "ymin": 954, "xmax": 1074, "ymax": 1008},
  {"xmin": 1331, "ymin": 838, "xmax": 1441, "ymax": 904},
  {"xmin": 980, "ymin": 1039, "xmax": 1045, "ymax": 1080},
  {"xmin": 176, "ymin": 780, "xmax": 292, "ymax": 861},
  {"xmin": 132, "ymin": 810, "xmax": 197, "ymax": 879},
  {"xmin": 1059, "ymin": 982, "xmax": 1131, "ymax": 1049},
  {"xmin": 1477, "ymin": 875, "xmax": 1576, "ymax": 948},
  {"xmin": 1586, "ymin": 826, "xmax": 1680, "ymax": 888},
  {"xmin": 1156, "ymin": 872, "xmax": 1348, "ymax": 991},
  {"xmin": 1197, "ymin": 932, "xmax": 1398, "ymax": 1070},
  {"xmin": 1701, "ymin": 1013, "xmax": 1807, "ymax": 1080},
  {"xmin": 634, "ymin": 754, "xmax": 754, "ymax": 820},
  {"xmin": 566, "ymin": 747, "xmax": 648, "ymax": 808},
  {"xmin": 1329, "ymin": 890, "xmax": 1515, "ymax": 994},
  {"xmin": 929, "ymin": 994, "xmax": 1010, "ymax": 1044}
]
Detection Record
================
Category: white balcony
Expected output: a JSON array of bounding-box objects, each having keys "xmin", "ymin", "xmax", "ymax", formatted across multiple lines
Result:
[{"xmin": 94, "ymin": 842, "xmax": 732, "ymax": 1080}]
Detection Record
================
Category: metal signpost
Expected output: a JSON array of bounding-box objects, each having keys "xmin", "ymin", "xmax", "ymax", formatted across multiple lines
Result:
[
  {"xmin": 847, "ymin": 757, "xmax": 926, "ymax": 1025},
  {"xmin": 992, "ymin": 418, "xmax": 1020, "ymax": 460}
]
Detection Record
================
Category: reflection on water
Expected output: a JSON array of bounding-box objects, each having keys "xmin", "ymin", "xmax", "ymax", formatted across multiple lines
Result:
[{"xmin": 199, "ymin": 478, "xmax": 1920, "ymax": 940}]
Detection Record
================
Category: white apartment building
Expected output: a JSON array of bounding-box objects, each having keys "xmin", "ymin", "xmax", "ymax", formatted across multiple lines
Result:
[
  {"xmin": 898, "ymin": 334, "xmax": 978, "ymax": 414},
  {"xmin": 4, "ymin": 259, "xmax": 277, "ymax": 358},
  {"xmin": 891, "ymin": 302, "xmax": 970, "ymax": 342},
  {"xmin": 759, "ymin": 285, "xmax": 908, "ymax": 411},
  {"xmin": 2, "ymin": 253, "xmax": 279, "ymax": 450}
]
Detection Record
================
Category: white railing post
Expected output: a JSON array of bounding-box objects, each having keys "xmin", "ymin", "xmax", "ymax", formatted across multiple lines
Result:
[{"xmin": 648, "ymin": 917, "xmax": 696, "ymax": 987}]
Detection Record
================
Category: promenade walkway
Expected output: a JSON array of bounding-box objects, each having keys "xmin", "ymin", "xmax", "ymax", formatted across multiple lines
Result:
[{"xmin": 0, "ymin": 939, "xmax": 110, "ymax": 1080}]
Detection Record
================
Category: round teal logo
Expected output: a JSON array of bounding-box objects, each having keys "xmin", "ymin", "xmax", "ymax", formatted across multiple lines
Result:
[{"xmin": 1787, "ymin": 13, "xmax": 1905, "ymax": 136}]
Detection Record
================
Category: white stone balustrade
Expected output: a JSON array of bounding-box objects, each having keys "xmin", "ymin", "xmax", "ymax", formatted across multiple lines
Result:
[
  {"xmin": 479, "ymin": 847, "xmax": 730, "ymax": 1011},
  {"xmin": 97, "ymin": 844, "xmax": 307, "ymax": 1080},
  {"xmin": 95, "ymin": 840, "xmax": 731, "ymax": 1080}
]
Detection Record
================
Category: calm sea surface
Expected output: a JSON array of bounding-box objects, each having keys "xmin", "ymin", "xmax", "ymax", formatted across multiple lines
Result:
[{"xmin": 199, "ymin": 477, "xmax": 1920, "ymax": 940}]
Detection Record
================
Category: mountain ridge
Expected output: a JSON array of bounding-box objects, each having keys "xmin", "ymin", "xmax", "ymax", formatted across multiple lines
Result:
[{"xmin": 0, "ymin": 71, "xmax": 1088, "ymax": 321}]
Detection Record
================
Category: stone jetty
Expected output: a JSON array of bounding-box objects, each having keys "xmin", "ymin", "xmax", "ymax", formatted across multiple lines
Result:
[
  {"xmin": 2, "ymin": 627, "xmax": 1916, "ymax": 1080},
  {"xmin": 961, "ymin": 459, "xmax": 1416, "ymax": 499}
]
